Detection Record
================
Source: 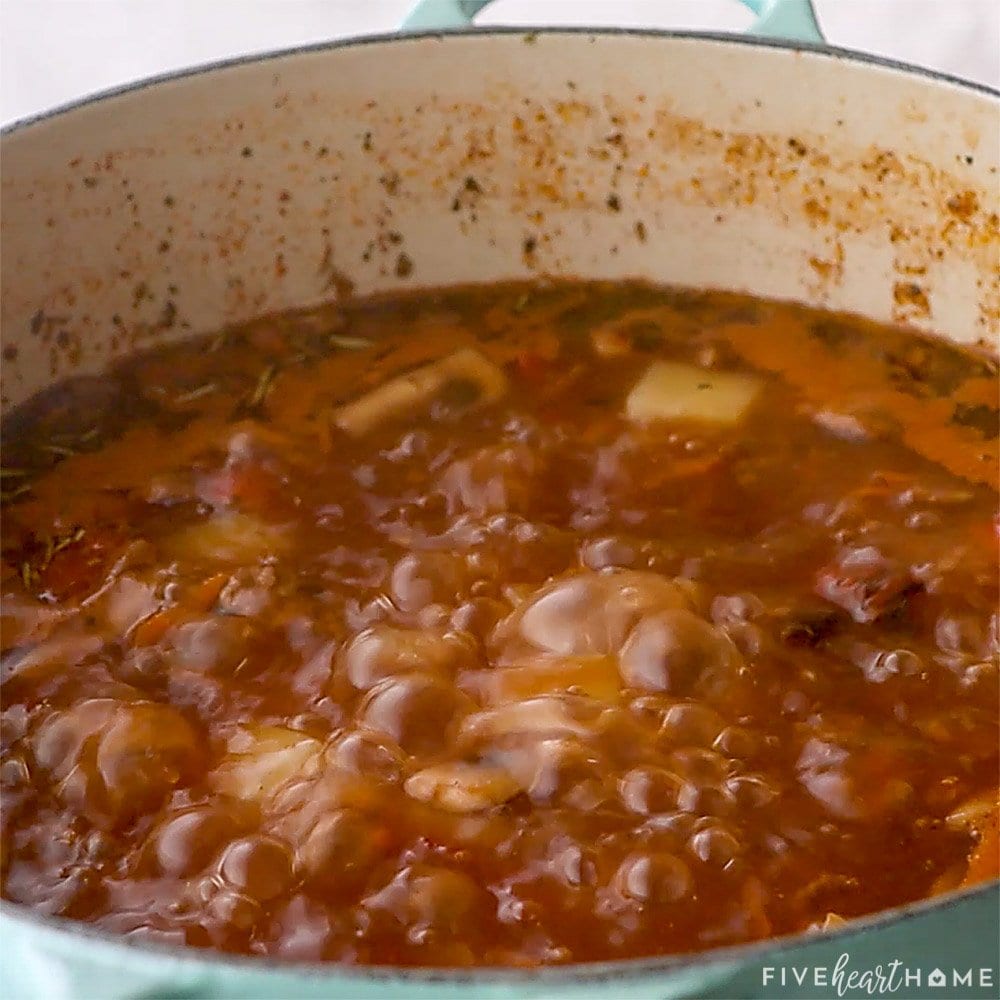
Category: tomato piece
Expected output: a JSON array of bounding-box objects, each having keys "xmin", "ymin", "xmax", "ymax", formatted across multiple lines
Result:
[
  {"xmin": 198, "ymin": 464, "xmax": 287, "ymax": 519},
  {"xmin": 38, "ymin": 528, "xmax": 124, "ymax": 601},
  {"xmin": 513, "ymin": 351, "xmax": 551, "ymax": 383}
]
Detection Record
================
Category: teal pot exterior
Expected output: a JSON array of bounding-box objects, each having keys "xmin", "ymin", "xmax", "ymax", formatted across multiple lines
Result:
[{"xmin": 2, "ymin": 5, "xmax": 998, "ymax": 999}]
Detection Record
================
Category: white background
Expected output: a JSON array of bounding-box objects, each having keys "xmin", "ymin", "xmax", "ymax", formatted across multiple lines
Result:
[{"xmin": 1, "ymin": 0, "xmax": 998, "ymax": 125}]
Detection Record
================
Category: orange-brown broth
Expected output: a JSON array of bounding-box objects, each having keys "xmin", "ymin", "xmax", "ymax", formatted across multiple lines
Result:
[{"xmin": 1, "ymin": 282, "xmax": 997, "ymax": 965}]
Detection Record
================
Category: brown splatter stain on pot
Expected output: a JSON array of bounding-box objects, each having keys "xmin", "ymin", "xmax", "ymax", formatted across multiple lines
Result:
[
  {"xmin": 893, "ymin": 281, "xmax": 931, "ymax": 321},
  {"xmin": 3, "ymin": 37, "xmax": 997, "ymax": 404},
  {"xmin": 394, "ymin": 252, "xmax": 413, "ymax": 279}
]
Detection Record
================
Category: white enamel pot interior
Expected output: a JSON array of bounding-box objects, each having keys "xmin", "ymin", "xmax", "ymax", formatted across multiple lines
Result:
[{"xmin": 1, "ymin": 27, "xmax": 998, "ymax": 1000}]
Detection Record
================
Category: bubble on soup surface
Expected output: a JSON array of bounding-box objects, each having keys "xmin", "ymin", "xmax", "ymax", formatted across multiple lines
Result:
[
  {"xmin": 579, "ymin": 536, "xmax": 637, "ymax": 571},
  {"xmin": 493, "ymin": 735, "xmax": 604, "ymax": 806},
  {"xmin": 295, "ymin": 808, "xmax": 383, "ymax": 893},
  {"xmin": 102, "ymin": 575, "xmax": 159, "ymax": 634},
  {"xmin": 464, "ymin": 655, "xmax": 621, "ymax": 706},
  {"xmin": 688, "ymin": 825, "xmax": 743, "ymax": 869},
  {"xmin": 619, "ymin": 609, "xmax": 743, "ymax": 699},
  {"xmin": 713, "ymin": 725, "xmax": 762, "ymax": 760},
  {"xmin": 494, "ymin": 569, "xmax": 695, "ymax": 660},
  {"xmin": 449, "ymin": 597, "xmax": 508, "ymax": 639},
  {"xmin": 151, "ymin": 804, "xmax": 247, "ymax": 877},
  {"xmin": 796, "ymin": 735, "xmax": 913, "ymax": 821},
  {"xmin": 359, "ymin": 673, "xmax": 471, "ymax": 756},
  {"xmin": 217, "ymin": 565, "xmax": 276, "ymax": 617},
  {"xmin": 546, "ymin": 836, "xmax": 599, "ymax": 888},
  {"xmin": 724, "ymin": 774, "xmax": 779, "ymax": 809},
  {"xmin": 613, "ymin": 852, "xmax": 693, "ymax": 904},
  {"xmin": 162, "ymin": 616, "xmax": 258, "ymax": 674},
  {"xmin": 339, "ymin": 625, "xmax": 473, "ymax": 690},
  {"xmin": 218, "ymin": 835, "xmax": 294, "ymax": 901},
  {"xmin": 211, "ymin": 725, "xmax": 323, "ymax": 802},
  {"xmin": 271, "ymin": 894, "xmax": 339, "ymax": 960},
  {"xmin": 204, "ymin": 885, "xmax": 262, "ymax": 932},
  {"xmin": 363, "ymin": 865, "xmax": 489, "ymax": 935},
  {"xmin": 390, "ymin": 551, "xmax": 469, "ymax": 613},
  {"xmin": 405, "ymin": 761, "xmax": 523, "ymax": 812},
  {"xmin": 32, "ymin": 699, "xmax": 202, "ymax": 825},
  {"xmin": 619, "ymin": 767, "xmax": 685, "ymax": 815},
  {"xmin": 328, "ymin": 730, "xmax": 407, "ymax": 783},
  {"xmin": 667, "ymin": 746, "xmax": 731, "ymax": 786},
  {"xmin": 658, "ymin": 702, "xmax": 725, "ymax": 746},
  {"xmin": 459, "ymin": 694, "xmax": 603, "ymax": 744},
  {"xmin": 439, "ymin": 444, "xmax": 540, "ymax": 516}
]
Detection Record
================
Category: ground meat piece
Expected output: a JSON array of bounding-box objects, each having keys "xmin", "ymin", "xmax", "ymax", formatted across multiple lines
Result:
[{"xmin": 814, "ymin": 546, "xmax": 918, "ymax": 624}]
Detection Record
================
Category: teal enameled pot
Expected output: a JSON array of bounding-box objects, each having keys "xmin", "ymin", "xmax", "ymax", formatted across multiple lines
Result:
[{"xmin": 1, "ymin": 2, "xmax": 997, "ymax": 998}]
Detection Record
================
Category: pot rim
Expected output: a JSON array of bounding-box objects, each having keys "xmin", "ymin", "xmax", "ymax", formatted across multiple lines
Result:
[
  {"xmin": 2, "ymin": 882, "xmax": 997, "ymax": 982},
  {"xmin": 2, "ymin": 24, "xmax": 997, "ymax": 140},
  {"xmin": 2, "ymin": 21, "xmax": 997, "ymax": 984}
]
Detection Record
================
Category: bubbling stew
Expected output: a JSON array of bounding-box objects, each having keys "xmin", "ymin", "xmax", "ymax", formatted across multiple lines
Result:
[{"xmin": 1, "ymin": 282, "xmax": 997, "ymax": 966}]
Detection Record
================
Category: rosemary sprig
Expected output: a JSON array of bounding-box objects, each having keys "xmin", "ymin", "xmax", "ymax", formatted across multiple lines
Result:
[
  {"xmin": 174, "ymin": 382, "xmax": 218, "ymax": 405},
  {"xmin": 209, "ymin": 330, "xmax": 230, "ymax": 352},
  {"xmin": 328, "ymin": 333, "xmax": 373, "ymax": 351},
  {"xmin": 1, "ymin": 483, "xmax": 32, "ymax": 504},
  {"xmin": 247, "ymin": 365, "xmax": 277, "ymax": 408},
  {"xmin": 39, "ymin": 443, "xmax": 77, "ymax": 458},
  {"xmin": 42, "ymin": 525, "xmax": 86, "ymax": 567},
  {"xmin": 18, "ymin": 525, "xmax": 85, "ymax": 589}
]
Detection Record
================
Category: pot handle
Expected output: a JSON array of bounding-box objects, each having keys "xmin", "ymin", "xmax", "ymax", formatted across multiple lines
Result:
[{"xmin": 401, "ymin": 0, "xmax": 825, "ymax": 44}]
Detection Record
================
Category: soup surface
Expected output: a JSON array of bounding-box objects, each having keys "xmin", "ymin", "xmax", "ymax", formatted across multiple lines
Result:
[{"xmin": 1, "ymin": 282, "xmax": 997, "ymax": 966}]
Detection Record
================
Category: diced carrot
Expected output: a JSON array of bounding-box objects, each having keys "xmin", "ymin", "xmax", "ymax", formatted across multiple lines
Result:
[
  {"xmin": 131, "ymin": 606, "xmax": 185, "ymax": 647},
  {"xmin": 187, "ymin": 572, "xmax": 229, "ymax": 612},
  {"xmin": 131, "ymin": 572, "xmax": 228, "ymax": 645}
]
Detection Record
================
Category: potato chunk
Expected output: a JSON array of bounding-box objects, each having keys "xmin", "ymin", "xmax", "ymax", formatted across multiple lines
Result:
[
  {"xmin": 404, "ymin": 762, "xmax": 522, "ymax": 812},
  {"xmin": 625, "ymin": 361, "xmax": 760, "ymax": 425},
  {"xmin": 32, "ymin": 699, "xmax": 202, "ymax": 827},
  {"xmin": 460, "ymin": 695, "xmax": 602, "ymax": 743},
  {"xmin": 334, "ymin": 348, "xmax": 507, "ymax": 436},
  {"xmin": 339, "ymin": 625, "xmax": 472, "ymax": 690},
  {"xmin": 212, "ymin": 725, "xmax": 323, "ymax": 802},
  {"xmin": 462, "ymin": 656, "xmax": 621, "ymax": 705},
  {"xmin": 492, "ymin": 570, "xmax": 696, "ymax": 661},
  {"xmin": 166, "ymin": 512, "xmax": 289, "ymax": 563}
]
